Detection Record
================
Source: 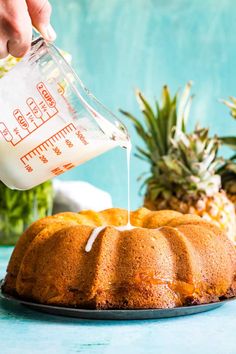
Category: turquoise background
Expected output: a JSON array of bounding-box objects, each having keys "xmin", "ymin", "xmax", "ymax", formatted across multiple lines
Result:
[{"xmin": 51, "ymin": 0, "xmax": 236, "ymax": 209}]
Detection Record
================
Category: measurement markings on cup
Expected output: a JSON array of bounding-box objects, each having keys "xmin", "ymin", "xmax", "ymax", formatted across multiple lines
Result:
[{"xmin": 20, "ymin": 123, "xmax": 77, "ymax": 166}]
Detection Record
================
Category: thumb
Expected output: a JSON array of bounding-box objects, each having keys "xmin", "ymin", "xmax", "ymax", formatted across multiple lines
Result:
[{"xmin": 26, "ymin": 0, "xmax": 56, "ymax": 41}]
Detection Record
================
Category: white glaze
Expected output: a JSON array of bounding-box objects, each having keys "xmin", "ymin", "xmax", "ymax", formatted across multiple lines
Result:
[
  {"xmin": 85, "ymin": 226, "xmax": 106, "ymax": 252},
  {"xmin": 85, "ymin": 224, "xmax": 136, "ymax": 252},
  {"xmin": 85, "ymin": 140, "xmax": 133, "ymax": 253},
  {"xmin": 84, "ymin": 225, "xmax": 169, "ymax": 253},
  {"xmin": 126, "ymin": 140, "xmax": 132, "ymax": 226},
  {"xmin": 116, "ymin": 224, "xmax": 136, "ymax": 231}
]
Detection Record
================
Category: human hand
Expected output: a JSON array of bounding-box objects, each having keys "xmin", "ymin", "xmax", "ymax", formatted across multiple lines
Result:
[{"xmin": 0, "ymin": 0, "xmax": 56, "ymax": 58}]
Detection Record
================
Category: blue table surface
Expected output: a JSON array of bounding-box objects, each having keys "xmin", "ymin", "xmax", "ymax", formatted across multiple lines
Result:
[{"xmin": 0, "ymin": 247, "xmax": 235, "ymax": 354}]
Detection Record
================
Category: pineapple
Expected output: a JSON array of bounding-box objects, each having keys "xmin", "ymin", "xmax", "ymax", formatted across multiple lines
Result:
[
  {"xmin": 218, "ymin": 158, "xmax": 236, "ymax": 208},
  {"xmin": 218, "ymin": 97, "xmax": 236, "ymax": 209},
  {"xmin": 121, "ymin": 84, "xmax": 236, "ymax": 242}
]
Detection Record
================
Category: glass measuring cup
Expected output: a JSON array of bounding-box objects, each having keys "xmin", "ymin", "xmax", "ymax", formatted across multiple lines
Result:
[{"xmin": 0, "ymin": 37, "xmax": 129, "ymax": 190}]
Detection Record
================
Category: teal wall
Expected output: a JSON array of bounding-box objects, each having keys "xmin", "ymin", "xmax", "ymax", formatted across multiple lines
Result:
[{"xmin": 51, "ymin": 0, "xmax": 236, "ymax": 209}]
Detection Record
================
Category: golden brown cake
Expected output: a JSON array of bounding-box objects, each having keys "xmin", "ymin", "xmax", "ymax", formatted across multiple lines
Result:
[{"xmin": 2, "ymin": 208, "xmax": 236, "ymax": 309}]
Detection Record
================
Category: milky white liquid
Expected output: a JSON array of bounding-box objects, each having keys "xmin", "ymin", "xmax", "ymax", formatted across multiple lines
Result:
[
  {"xmin": 0, "ymin": 125, "xmax": 119, "ymax": 190},
  {"xmin": 85, "ymin": 140, "xmax": 133, "ymax": 252},
  {"xmin": 126, "ymin": 141, "xmax": 132, "ymax": 226}
]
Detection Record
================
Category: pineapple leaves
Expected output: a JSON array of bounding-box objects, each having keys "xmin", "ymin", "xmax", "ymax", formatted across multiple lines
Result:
[
  {"xmin": 220, "ymin": 137, "xmax": 236, "ymax": 150},
  {"xmin": 228, "ymin": 153, "xmax": 236, "ymax": 162},
  {"xmin": 136, "ymin": 90, "xmax": 166, "ymax": 155},
  {"xmin": 120, "ymin": 82, "xmax": 200, "ymax": 200},
  {"xmin": 225, "ymin": 163, "xmax": 236, "ymax": 173},
  {"xmin": 119, "ymin": 109, "xmax": 148, "ymax": 142},
  {"xmin": 134, "ymin": 146, "xmax": 152, "ymax": 162},
  {"xmin": 159, "ymin": 127, "xmax": 222, "ymax": 198},
  {"xmin": 121, "ymin": 83, "xmax": 194, "ymax": 164},
  {"xmin": 176, "ymin": 81, "xmax": 193, "ymax": 135},
  {"xmin": 218, "ymin": 97, "xmax": 236, "ymax": 190},
  {"xmin": 166, "ymin": 108, "xmax": 176, "ymax": 150},
  {"xmin": 121, "ymin": 83, "xmax": 236, "ymax": 202},
  {"xmin": 221, "ymin": 97, "xmax": 236, "ymax": 119}
]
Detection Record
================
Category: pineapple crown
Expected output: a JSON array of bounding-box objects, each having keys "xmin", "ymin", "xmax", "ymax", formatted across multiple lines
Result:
[
  {"xmin": 217, "ymin": 97, "xmax": 236, "ymax": 193},
  {"xmin": 219, "ymin": 97, "xmax": 236, "ymax": 150},
  {"xmin": 221, "ymin": 96, "xmax": 236, "ymax": 119},
  {"xmin": 121, "ymin": 83, "xmax": 223, "ymax": 201},
  {"xmin": 120, "ymin": 82, "xmax": 193, "ymax": 165},
  {"xmin": 218, "ymin": 159, "xmax": 236, "ymax": 194},
  {"xmin": 157, "ymin": 127, "xmax": 222, "ymax": 200}
]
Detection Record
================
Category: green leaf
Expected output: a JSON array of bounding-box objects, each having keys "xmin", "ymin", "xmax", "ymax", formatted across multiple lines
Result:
[
  {"xmin": 0, "ymin": 181, "xmax": 53, "ymax": 244},
  {"xmin": 136, "ymin": 91, "xmax": 166, "ymax": 155},
  {"xmin": 220, "ymin": 137, "xmax": 236, "ymax": 150},
  {"xmin": 135, "ymin": 146, "xmax": 152, "ymax": 161},
  {"xmin": 176, "ymin": 81, "xmax": 193, "ymax": 133}
]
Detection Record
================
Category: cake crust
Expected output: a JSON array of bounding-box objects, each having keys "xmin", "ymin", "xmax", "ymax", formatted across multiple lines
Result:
[{"xmin": 2, "ymin": 208, "xmax": 236, "ymax": 309}]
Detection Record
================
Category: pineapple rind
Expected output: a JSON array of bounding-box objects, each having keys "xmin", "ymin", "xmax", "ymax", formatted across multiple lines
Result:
[{"xmin": 145, "ymin": 190, "xmax": 236, "ymax": 242}]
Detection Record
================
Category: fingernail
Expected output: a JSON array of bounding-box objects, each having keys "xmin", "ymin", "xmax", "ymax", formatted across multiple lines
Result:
[{"xmin": 41, "ymin": 24, "xmax": 57, "ymax": 42}]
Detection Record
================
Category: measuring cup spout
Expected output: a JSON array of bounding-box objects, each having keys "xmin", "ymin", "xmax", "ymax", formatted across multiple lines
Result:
[{"xmin": 46, "ymin": 38, "xmax": 130, "ymax": 148}]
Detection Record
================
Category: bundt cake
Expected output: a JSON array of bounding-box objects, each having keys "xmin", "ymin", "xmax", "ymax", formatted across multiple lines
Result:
[{"xmin": 2, "ymin": 208, "xmax": 236, "ymax": 309}]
